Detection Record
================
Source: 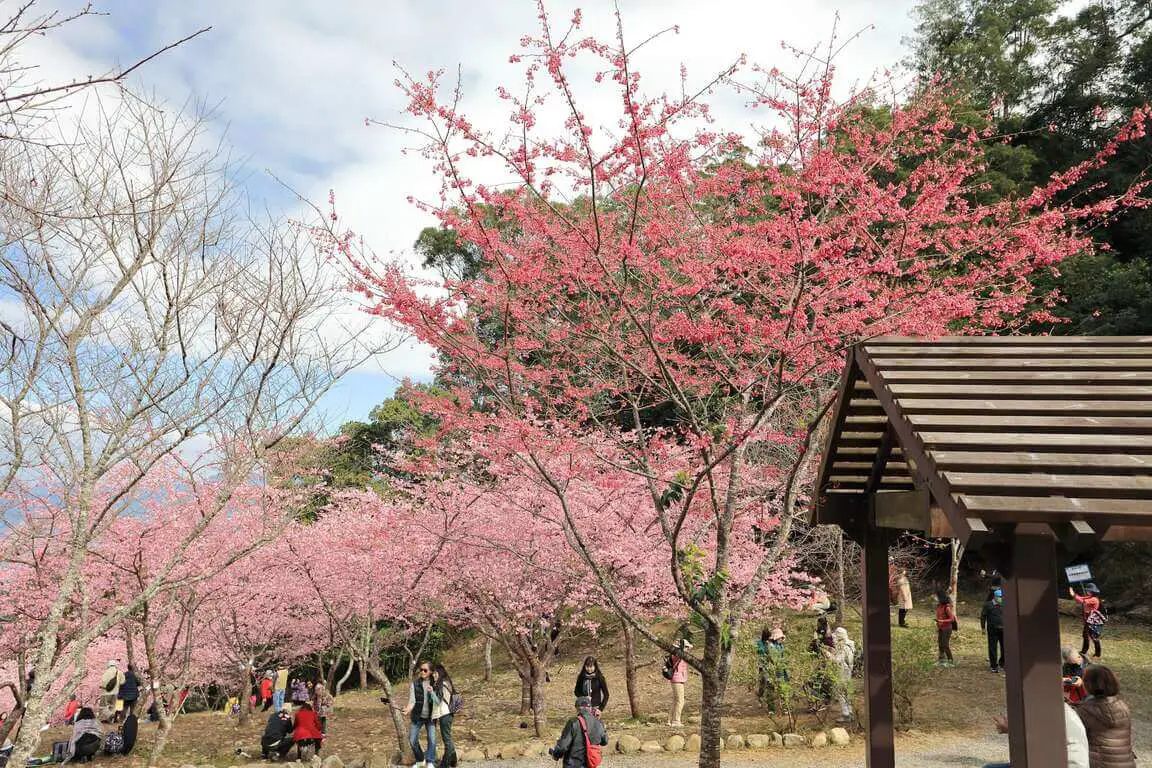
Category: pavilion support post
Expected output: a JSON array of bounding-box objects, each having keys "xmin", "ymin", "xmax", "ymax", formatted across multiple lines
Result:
[
  {"xmin": 1003, "ymin": 524, "xmax": 1066, "ymax": 768},
  {"xmin": 861, "ymin": 525, "xmax": 895, "ymax": 768}
]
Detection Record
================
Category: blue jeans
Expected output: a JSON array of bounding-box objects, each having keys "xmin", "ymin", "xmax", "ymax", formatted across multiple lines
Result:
[
  {"xmin": 410, "ymin": 718, "xmax": 436, "ymax": 763},
  {"xmin": 272, "ymin": 689, "xmax": 285, "ymax": 712},
  {"xmin": 984, "ymin": 763, "xmax": 1011, "ymax": 767}
]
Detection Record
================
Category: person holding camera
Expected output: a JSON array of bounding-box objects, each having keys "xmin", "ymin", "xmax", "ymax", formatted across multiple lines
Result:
[{"xmin": 548, "ymin": 696, "xmax": 606, "ymax": 768}]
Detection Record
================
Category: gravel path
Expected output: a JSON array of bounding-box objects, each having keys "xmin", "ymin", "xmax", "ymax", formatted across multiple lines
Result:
[{"xmin": 447, "ymin": 726, "xmax": 1152, "ymax": 767}]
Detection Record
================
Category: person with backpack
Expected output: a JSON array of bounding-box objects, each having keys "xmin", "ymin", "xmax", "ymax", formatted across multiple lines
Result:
[
  {"xmin": 98, "ymin": 662, "xmax": 124, "ymax": 722},
  {"xmin": 756, "ymin": 627, "xmax": 789, "ymax": 713},
  {"xmin": 573, "ymin": 657, "xmax": 609, "ymax": 714},
  {"xmin": 1070, "ymin": 583, "xmax": 1106, "ymax": 659},
  {"xmin": 980, "ymin": 589, "xmax": 1006, "ymax": 673},
  {"xmin": 548, "ymin": 696, "xmax": 607, "ymax": 768},
  {"xmin": 430, "ymin": 664, "xmax": 459, "ymax": 768},
  {"xmin": 664, "ymin": 640, "xmax": 691, "ymax": 728},
  {"xmin": 404, "ymin": 661, "xmax": 438, "ymax": 768}
]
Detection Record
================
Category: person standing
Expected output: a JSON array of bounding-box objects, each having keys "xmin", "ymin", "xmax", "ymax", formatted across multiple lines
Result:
[
  {"xmin": 430, "ymin": 665, "xmax": 457, "ymax": 768},
  {"xmin": 548, "ymin": 697, "xmax": 607, "ymax": 768},
  {"xmin": 273, "ymin": 667, "xmax": 289, "ymax": 714},
  {"xmin": 984, "ymin": 701, "xmax": 1089, "ymax": 768},
  {"xmin": 665, "ymin": 641, "xmax": 690, "ymax": 728},
  {"xmin": 822, "ymin": 627, "xmax": 855, "ymax": 724},
  {"xmin": 1075, "ymin": 665, "xmax": 1136, "ymax": 768},
  {"xmin": 894, "ymin": 568, "xmax": 913, "ymax": 628},
  {"xmin": 117, "ymin": 664, "xmax": 140, "ymax": 721},
  {"xmin": 260, "ymin": 673, "xmax": 275, "ymax": 712},
  {"xmin": 99, "ymin": 662, "xmax": 124, "ymax": 722},
  {"xmin": 404, "ymin": 661, "xmax": 437, "ymax": 768},
  {"xmin": 312, "ymin": 683, "xmax": 334, "ymax": 734},
  {"xmin": 572, "ymin": 657, "xmax": 609, "ymax": 714},
  {"xmin": 935, "ymin": 591, "xmax": 957, "ymax": 667},
  {"xmin": 757, "ymin": 627, "xmax": 789, "ymax": 713},
  {"xmin": 291, "ymin": 678, "xmax": 309, "ymax": 706},
  {"xmin": 1070, "ymin": 583, "xmax": 1106, "ymax": 660},
  {"xmin": 980, "ymin": 589, "xmax": 1005, "ymax": 673}
]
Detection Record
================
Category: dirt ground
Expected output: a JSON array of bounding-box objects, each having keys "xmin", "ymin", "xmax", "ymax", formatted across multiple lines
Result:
[{"xmin": 30, "ymin": 600, "xmax": 1152, "ymax": 766}]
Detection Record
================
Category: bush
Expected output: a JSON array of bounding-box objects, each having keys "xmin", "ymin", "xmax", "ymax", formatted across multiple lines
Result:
[{"xmin": 890, "ymin": 629, "xmax": 937, "ymax": 727}]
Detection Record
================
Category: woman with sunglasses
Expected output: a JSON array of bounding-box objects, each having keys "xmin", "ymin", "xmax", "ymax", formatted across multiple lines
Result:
[{"xmin": 404, "ymin": 662, "xmax": 438, "ymax": 768}]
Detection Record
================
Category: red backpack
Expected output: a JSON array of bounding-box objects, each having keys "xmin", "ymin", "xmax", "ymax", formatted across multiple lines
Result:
[{"xmin": 577, "ymin": 715, "xmax": 602, "ymax": 768}]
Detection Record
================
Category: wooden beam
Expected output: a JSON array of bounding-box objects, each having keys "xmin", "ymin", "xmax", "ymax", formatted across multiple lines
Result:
[
  {"xmin": 814, "ymin": 349, "xmax": 862, "ymax": 504},
  {"xmin": 1101, "ymin": 525, "xmax": 1152, "ymax": 542},
  {"xmin": 1053, "ymin": 520, "xmax": 1096, "ymax": 552},
  {"xmin": 861, "ymin": 526, "xmax": 894, "ymax": 768},
  {"xmin": 1002, "ymin": 524, "xmax": 1066, "ymax": 768},
  {"xmin": 865, "ymin": 426, "xmax": 895, "ymax": 495},
  {"xmin": 855, "ymin": 346, "xmax": 975, "ymax": 545},
  {"xmin": 871, "ymin": 490, "xmax": 931, "ymax": 531}
]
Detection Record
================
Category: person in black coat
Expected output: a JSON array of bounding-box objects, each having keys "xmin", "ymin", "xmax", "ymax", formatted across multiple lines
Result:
[
  {"xmin": 549, "ymin": 697, "xmax": 607, "ymax": 768},
  {"xmin": 117, "ymin": 664, "xmax": 140, "ymax": 721},
  {"xmin": 261, "ymin": 707, "xmax": 296, "ymax": 761},
  {"xmin": 980, "ymin": 589, "xmax": 1006, "ymax": 673},
  {"xmin": 572, "ymin": 656, "xmax": 609, "ymax": 712}
]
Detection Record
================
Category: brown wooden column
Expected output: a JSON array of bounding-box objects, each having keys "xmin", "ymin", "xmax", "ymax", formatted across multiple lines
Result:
[
  {"xmin": 1002, "ymin": 524, "xmax": 1066, "ymax": 768},
  {"xmin": 861, "ymin": 525, "xmax": 895, "ymax": 768}
]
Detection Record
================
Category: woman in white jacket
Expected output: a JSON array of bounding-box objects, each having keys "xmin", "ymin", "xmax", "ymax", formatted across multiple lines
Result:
[{"xmin": 822, "ymin": 627, "xmax": 856, "ymax": 724}]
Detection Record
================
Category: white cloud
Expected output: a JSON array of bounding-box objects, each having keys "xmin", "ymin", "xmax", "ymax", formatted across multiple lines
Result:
[{"xmin": 31, "ymin": 0, "xmax": 921, "ymax": 419}]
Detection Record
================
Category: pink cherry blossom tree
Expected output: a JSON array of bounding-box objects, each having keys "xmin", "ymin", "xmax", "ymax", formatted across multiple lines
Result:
[{"xmin": 337, "ymin": 6, "xmax": 1151, "ymax": 766}]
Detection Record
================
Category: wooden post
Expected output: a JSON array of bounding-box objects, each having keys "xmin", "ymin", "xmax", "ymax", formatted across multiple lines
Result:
[
  {"xmin": 1002, "ymin": 524, "xmax": 1066, "ymax": 768},
  {"xmin": 861, "ymin": 525, "xmax": 895, "ymax": 768}
]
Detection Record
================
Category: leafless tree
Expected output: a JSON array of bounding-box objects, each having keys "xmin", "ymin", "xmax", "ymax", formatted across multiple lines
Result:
[{"xmin": 0, "ymin": 90, "xmax": 392, "ymax": 764}]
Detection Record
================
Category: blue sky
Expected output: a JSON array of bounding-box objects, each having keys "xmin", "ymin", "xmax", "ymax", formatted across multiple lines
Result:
[{"xmin": 36, "ymin": 0, "xmax": 924, "ymax": 430}]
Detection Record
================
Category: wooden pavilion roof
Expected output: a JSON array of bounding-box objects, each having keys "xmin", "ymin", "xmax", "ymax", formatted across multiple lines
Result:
[{"xmin": 813, "ymin": 336, "xmax": 1152, "ymax": 546}]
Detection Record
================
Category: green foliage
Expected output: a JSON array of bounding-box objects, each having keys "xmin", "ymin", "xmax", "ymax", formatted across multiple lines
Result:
[
  {"xmin": 907, "ymin": 0, "xmax": 1152, "ymax": 334},
  {"xmin": 890, "ymin": 628, "xmax": 938, "ymax": 726},
  {"xmin": 414, "ymin": 225, "xmax": 485, "ymax": 283}
]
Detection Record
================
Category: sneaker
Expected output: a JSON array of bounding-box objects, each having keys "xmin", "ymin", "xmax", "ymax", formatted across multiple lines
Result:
[{"xmin": 990, "ymin": 666, "xmax": 1000, "ymax": 673}]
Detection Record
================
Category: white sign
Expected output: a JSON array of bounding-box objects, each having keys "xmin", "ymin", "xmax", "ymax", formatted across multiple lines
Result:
[{"xmin": 1065, "ymin": 564, "xmax": 1093, "ymax": 584}]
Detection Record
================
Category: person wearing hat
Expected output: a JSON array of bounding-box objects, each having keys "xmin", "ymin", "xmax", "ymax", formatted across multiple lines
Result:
[
  {"xmin": 1070, "ymin": 582, "xmax": 1106, "ymax": 659},
  {"xmin": 822, "ymin": 627, "xmax": 856, "ymax": 724},
  {"xmin": 98, "ymin": 662, "xmax": 124, "ymax": 723},
  {"xmin": 260, "ymin": 704, "xmax": 295, "ymax": 761},
  {"xmin": 260, "ymin": 673, "xmax": 275, "ymax": 711},
  {"xmin": 756, "ymin": 627, "xmax": 789, "ymax": 713},
  {"xmin": 548, "ymin": 696, "xmax": 607, "ymax": 768}
]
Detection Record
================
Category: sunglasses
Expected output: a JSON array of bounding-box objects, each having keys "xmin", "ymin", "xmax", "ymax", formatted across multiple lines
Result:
[{"xmin": 419, "ymin": 668, "xmax": 430, "ymax": 674}]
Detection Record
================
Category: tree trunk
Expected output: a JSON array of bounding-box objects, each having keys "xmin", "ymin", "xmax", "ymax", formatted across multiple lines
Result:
[
  {"xmin": 621, "ymin": 621, "xmax": 641, "ymax": 719},
  {"xmin": 483, "ymin": 638, "xmax": 493, "ymax": 683},
  {"xmin": 336, "ymin": 653, "xmax": 354, "ymax": 695},
  {"xmin": 9, "ymin": 552, "xmax": 86, "ymax": 768},
  {"xmin": 529, "ymin": 667, "xmax": 547, "ymax": 738},
  {"xmin": 359, "ymin": 661, "xmax": 368, "ymax": 691},
  {"xmin": 367, "ymin": 661, "xmax": 415, "ymax": 765},
  {"xmin": 0, "ymin": 705, "xmax": 24, "ymax": 745},
  {"xmin": 149, "ymin": 708, "xmax": 175, "ymax": 768},
  {"xmin": 949, "ymin": 539, "xmax": 964, "ymax": 608},
  {"xmin": 519, "ymin": 672, "xmax": 532, "ymax": 716},
  {"xmin": 696, "ymin": 623, "xmax": 732, "ymax": 768}
]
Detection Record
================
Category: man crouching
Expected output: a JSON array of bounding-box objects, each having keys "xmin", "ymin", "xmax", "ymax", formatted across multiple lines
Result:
[{"xmin": 548, "ymin": 696, "xmax": 607, "ymax": 768}]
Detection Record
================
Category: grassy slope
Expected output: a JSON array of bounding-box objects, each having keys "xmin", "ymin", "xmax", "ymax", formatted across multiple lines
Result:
[{"xmin": 36, "ymin": 598, "xmax": 1150, "ymax": 766}]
